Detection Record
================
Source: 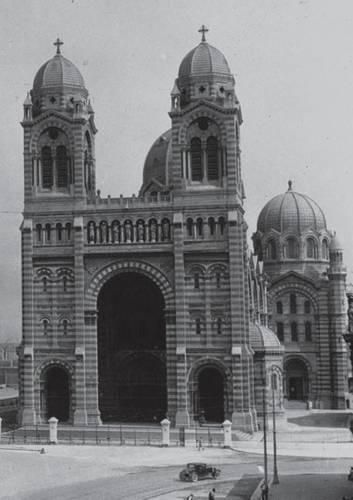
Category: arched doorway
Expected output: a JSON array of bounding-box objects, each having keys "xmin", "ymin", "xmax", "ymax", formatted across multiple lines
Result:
[
  {"xmin": 45, "ymin": 366, "xmax": 70, "ymax": 422},
  {"xmin": 197, "ymin": 367, "xmax": 224, "ymax": 423},
  {"xmin": 97, "ymin": 272, "xmax": 167, "ymax": 422},
  {"xmin": 285, "ymin": 358, "xmax": 309, "ymax": 401}
]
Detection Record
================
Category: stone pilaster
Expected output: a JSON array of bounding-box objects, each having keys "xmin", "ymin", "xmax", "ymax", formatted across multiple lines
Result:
[
  {"xmin": 73, "ymin": 216, "xmax": 88, "ymax": 425},
  {"xmin": 173, "ymin": 212, "xmax": 189, "ymax": 426},
  {"xmin": 21, "ymin": 219, "xmax": 36, "ymax": 425}
]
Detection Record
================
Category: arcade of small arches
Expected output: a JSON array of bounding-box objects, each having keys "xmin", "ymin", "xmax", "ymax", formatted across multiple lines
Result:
[
  {"xmin": 35, "ymin": 222, "xmax": 72, "ymax": 245},
  {"xmin": 186, "ymin": 216, "xmax": 226, "ymax": 240},
  {"xmin": 87, "ymin": 217, "xmax": 171, "ymax": 244},
  {"xmin": 263, "ymin": 235, "xmax": 330, "ymax": 261}
]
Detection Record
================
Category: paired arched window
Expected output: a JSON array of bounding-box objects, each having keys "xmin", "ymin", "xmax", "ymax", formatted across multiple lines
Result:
[
  {"xmin": 195, "ymin": 318, "xmax": 202, "ymax": 335},
  {"xmin": 38, "ymin": 128, "xmax": 71, "ymax": 191},
  {"xmin": 304, "ymin": 300, "xmax": 311, "ymax": 314},
  {"xmin": 216, "ymin": 317, "xmax": 223, "ymax": 335},
  {"xmin": 189, "ymin": 135, "xmax": 220, "ymax": 183}
]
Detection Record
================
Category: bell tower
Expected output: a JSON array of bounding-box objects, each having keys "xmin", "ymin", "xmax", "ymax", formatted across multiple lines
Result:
[{"xmin": 22, "ymin": 38, "xmax": 97, "ymax": 210}]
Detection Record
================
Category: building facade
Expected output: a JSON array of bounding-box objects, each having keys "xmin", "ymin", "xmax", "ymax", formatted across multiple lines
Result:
[
  {"xmin": 253, "ymin": 183, "xmax": 349, "ymax": 409},
  {"xmin": 17, "ymin": 33, "xmax": 298, "ymax": 430}
]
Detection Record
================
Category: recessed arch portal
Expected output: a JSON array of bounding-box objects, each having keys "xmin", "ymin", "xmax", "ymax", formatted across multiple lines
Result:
[
  {"xmin": 43, "ymin": 365, "xmax": 70, "ymax": 422},
  {"xmin": 97, "ymin": 271, "xmax": 167, "ymax": 422},
  {"xmin": 195, "ymin": 365, "xmax": 225, "ymax": 423},
  {"xmin": 284, "ymin": 357, "xmax": 309, "ymax": 401}
]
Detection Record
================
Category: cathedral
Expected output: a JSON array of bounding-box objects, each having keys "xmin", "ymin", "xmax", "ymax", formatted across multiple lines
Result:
[{"xmin": 18, "ymin": 30, "xmax": 349, "ymax": 431}]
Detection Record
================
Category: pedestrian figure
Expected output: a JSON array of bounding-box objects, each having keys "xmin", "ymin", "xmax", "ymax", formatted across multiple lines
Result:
[
  {"xmin": 261, "ymin": 483, "xmax": 268, "ymax": 500},
  {"xmin": 349, "ymin": 419, "xmax": 353, "ymax": 441},
  {"xmin": 186, "ymin": 495, "xmax": 194, "ymax": 500},
  {"xmin": 208, "ymin": 487, "xmax": 216, "ymax": 500}
]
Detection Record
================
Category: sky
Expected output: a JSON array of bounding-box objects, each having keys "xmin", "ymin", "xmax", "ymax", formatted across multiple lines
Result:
[{"xmin": 0, "ymin": 0, "xmax": 353, "ymax": 341}]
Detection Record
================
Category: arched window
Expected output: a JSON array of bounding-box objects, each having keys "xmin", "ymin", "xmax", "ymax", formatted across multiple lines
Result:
[
  {"xmin": 63, "ymin": 276, "xmax": 67, "ymax": 292},
  {"xmin": 45, "ymin": 223, "xmax": 51, "ymax": 243},
  {"xmin": 56, "ymin": 223, "xmax": 63, "ymax": 242},
  {"xmin": 306, "ymin": 238, "xmax": 316, "ymax": 258},
  {"xmin": 62, "ymin": 319, "xmax": 68, "ymax": 336},
  {"xmin": 190, "ymin": 138, "xmax": 202, "ymax": 181},
  {"xmin": 276, "ymin": 322, "xmax": 284, "ymax": 342},
  {"xmin": 287, "ymin": 237, "xmax": 299, "ymax": 258},
  {"xmin": 43, "ymin": 319, "xmax": 49, "ymax": 336},
  {"xmin": 65, "ymin": 223, "xmax": 72, "ymax": 241},
  {"xmin": 41, "ymin": 146, "xmax": 53, "ymax": 188},
  {"xmin": 216, "ymin": 272, "xmax": 221, "ymax": 288},
  {"xmin": 186, "ymin": 218, "xmax": 193, "ymax": 238},
  {"xmin": 305, "ymin": 321, "xmax": 312, "ymax": 341},
  {"xmin": 194, "ymin": 273, "xmax": 200, "ymax": 289},
  {"xmin": 216, "ymin": 317, "xmax": 222, "ymax": 335},
  {"xmin": 218, "ymin": 217, "xmax": 225, "ymax": 236},
  {"xmin": 195, "ymin": 318, "xmax": 201, "ymax": 335},
  {"xmin": 291, "ymin": 322, "xmax": 298, "ymax": 342},
  {"xmin": 56, "ymin": 146, "xmax": 69, "ymax": 188},
  {"xmin": 43, "ymin": 277, "xmax": 48, "ymax": 293},
  {"xmin": 196, "ymin": 218, "xmax": 203, "ymax": 237},
  {"xmin": 290, "ymin": 294, "xmax": 297, "ymax": 314},
  {"xmin": 276, "ymin": 301, "xmax": 283, "ymax": 314},
  {"xmin": 304, "ymin": 300, "xmax": 311, "ymax": 314},
  {"xmin": 207, "ymin": 137, "xmax": 219, "ymax": 180},
  {"xmin": 267, "ymin": 239, "xmax": 277, "ymax": 259},
  {"xmin": 208, "ymin": 217, "xmax": 215, "ymax": 236},
  {"xmin": 322, "ymin": 239, "xmax": 329, "ymax": 260},
  {"xmin": 36, "ymin": 224, "xmax": 42, "ymax": 244}
]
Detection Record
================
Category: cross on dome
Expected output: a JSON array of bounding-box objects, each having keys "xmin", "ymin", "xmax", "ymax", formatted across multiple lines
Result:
[
  {"xmin": 53, "ymin": 37, "xmax": 64, "ymax": 55},
  {"xmin": 198, "ymin": 25, "xmax": 209, "ymax": 42}
]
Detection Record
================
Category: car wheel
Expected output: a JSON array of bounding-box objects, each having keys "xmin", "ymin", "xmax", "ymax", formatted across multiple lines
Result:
[{"xmin": 191, "ymin": 472, "xmax": 198, "ymax": 482}]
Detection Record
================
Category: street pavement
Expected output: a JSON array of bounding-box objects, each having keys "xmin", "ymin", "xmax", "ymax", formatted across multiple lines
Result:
[{"xmin": 1, "ymin": 414, "xmax": 353, "ymax": 499}]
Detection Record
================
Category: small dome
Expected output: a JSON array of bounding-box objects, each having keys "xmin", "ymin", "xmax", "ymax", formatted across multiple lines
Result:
[
  {"xmin": 249, "ymin": 322, "xmax": 283, "ymax": 352},
  {"xmin": 257, "ymin": 181, "xmax": 327, "ymax": 235},
  {"xmin": 178, "ymin": 42, "xmax": 231, "ymax": 81},
  {"xmin": 329, "ymin": 233, "xmax": 343, "ymax": 252},
  {"xmin": 142, "ymin": 130, "xmax": 172, "ymax": 188},
  {"xmin": 33, "ymin": 53, "xmax": 86, "ymax": 92}
]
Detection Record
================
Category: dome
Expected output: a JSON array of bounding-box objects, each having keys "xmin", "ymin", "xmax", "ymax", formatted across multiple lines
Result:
[
  {"xmin": 257, "ymin": 181, "xmax": 327, "ymax": 235},
  {"xmin": 33, "ymin": 54, "xmax": 86, "ymax": 92},
  {"xmin": 249, "ymin": 322, "xmax": 283, "ymax": 352},
  {"xmin": 142, "ymin": 129, "xmax": 172, "ymax": 188},
  {"xmin": 178, "ymin": 42, "xmax": 231, "ymax": 81}
]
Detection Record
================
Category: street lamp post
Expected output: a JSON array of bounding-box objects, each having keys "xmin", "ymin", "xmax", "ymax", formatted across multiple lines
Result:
[
  {"xmin": 262, "ymin": 380, "xmax": 268, "ymax": 500},
  {"xmin": 271, "ymin": 370, "xmax": 280, "ymax": 485}
]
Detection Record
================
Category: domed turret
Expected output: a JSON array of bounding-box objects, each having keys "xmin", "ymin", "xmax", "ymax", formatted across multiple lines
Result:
[
  {"xmin": 253, "ymin": 182, "xmax": 331, "ymax": 264},
  {"xmin": 140, "ymin": 130, "xmax": 172, "ymax": 194},
  {"xmin": 171, "ymin": 26, "xmax": 236, "ymax": 110},
  {"xmin": 257, "ymin": 181, "xmax": 327, "ymax": 235},
  {"xmin": 30, "ymin": 38, "xmax": 89, "ymax": 117}
]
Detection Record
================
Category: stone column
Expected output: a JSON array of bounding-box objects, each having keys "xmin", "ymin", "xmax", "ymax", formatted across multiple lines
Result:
[
  {"xmin": 85, "ymin": 309, "xmax": 102, "ymax": 425},
  {"xmin": 73, "ymin": 216, "xmax": 88, "ymax": 425}
]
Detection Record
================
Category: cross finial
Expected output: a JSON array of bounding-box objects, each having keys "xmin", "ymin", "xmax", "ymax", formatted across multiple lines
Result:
[
  {"xmin": 53, "ymin": 37, "xmax": 64, "ymax": 55},
  {"xmin": 198, "ymin": 25, "xmax": 209, "ymax": 42}
]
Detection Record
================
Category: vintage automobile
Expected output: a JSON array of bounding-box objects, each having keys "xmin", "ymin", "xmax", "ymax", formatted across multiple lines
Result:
[{"xmin": 179, "ymin": 463, "xmax": 221, "ymax": 482}]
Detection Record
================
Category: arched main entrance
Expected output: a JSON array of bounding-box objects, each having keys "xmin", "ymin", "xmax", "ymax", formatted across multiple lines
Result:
[
  {"xmin": 44, "ymin": 366, "xmax": 70, "ymax": 422},
  {"xmin": 285, "ymin": 358, "xmax": 309, "ymax": 401},
  {"xmin": 197, "ymin": 367, "xmax": 224, "ymax": 423},
  {"xmin": 97, "ymin": 272, "xmax": 167, "ymax": 422}
]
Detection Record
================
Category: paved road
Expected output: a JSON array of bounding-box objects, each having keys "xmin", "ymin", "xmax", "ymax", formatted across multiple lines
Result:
[
  {"xmin": 269, "ymin": 474, "xmax": 353, "ymax": 500},
  {"xmin": 1, "ymin": 446, "xmax": 353, "ymax": 500}
]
